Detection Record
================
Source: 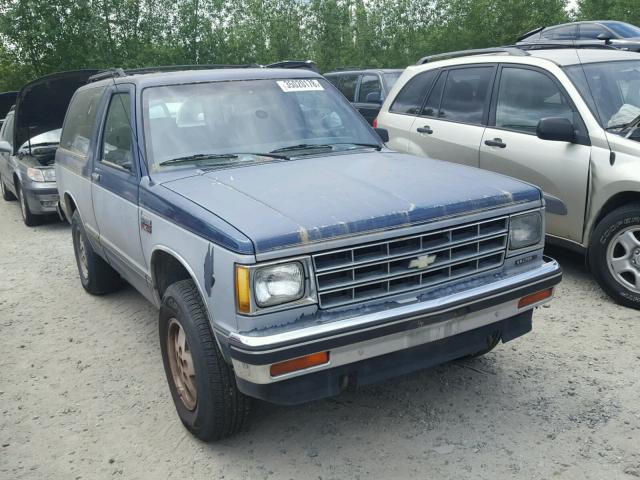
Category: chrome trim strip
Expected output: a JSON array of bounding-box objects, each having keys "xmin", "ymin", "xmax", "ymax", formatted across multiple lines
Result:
[{"xmin": 227, "ymin": 257, "xmax": 561, "ymax": 350}]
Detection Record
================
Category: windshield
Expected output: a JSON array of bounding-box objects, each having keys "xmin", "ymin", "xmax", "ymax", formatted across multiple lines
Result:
[
  {"xmin": 383, "ymin": 72, "xmax": 402, "ymax": 90},
  {"xmin": 602, "ymin": 22, "xmax": 640, "ymax": 38},
  {"xmin": 143, "ymin": 78, "xmax": 379, "ymax": 169},
  {"xmin": 565, "ymin": 60, "xmax": 640, "ymax": 135}
]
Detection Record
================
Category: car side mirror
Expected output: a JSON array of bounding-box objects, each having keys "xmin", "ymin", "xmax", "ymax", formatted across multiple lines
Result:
[
  {"xmin": 366, "ymin": 92, "xmax": 382, "ymax": 104},
  {"xmin": 0, "ymin": 140, "xmax": 12, "ymax": 153},
  {"xmin": 374, "ymin": 128, "xmax": 389, "ymax": 143},
  {"xmin": 597, "ymin": 32, "xmax": 612, "ymax": 44},
  {"xmin": 536, "ymin": 117, "xmax": 576, "ymax": 143}
]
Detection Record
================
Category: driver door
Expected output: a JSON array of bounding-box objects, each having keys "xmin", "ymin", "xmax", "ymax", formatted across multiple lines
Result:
[{"xmin": 91, "ymin": 84, "xmax": 147, "ymax": 290}]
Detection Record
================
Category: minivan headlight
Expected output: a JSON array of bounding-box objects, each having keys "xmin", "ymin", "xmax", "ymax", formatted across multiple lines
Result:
[
  {"xmin": 27, "ymin": 167, "xmax": 55, "ymax": 182},
  {"xmin": 254, "ymin": 262, "xmax": 304, "ymax": 307},
  {"xmin": 509, "ymin": 212, "xmax": 542, "ymax": 249}
]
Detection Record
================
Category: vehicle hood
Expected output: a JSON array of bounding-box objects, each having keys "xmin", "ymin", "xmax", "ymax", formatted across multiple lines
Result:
[
  {"xmin": 13, "ymin": 70, "xmax": 100, "ymax": 155},
  {"xmin": 0, "ymin": 91, "xmax": 17, "ymax": 119},
  {"xmin": 161, "ymin": 152, "xmax": 541, "ymax": 253}
]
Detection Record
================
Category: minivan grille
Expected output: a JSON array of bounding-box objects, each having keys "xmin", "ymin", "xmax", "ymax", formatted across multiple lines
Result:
[{"xmin": 313, "ymin": 217, "xmax": 509, "ymax": 309}]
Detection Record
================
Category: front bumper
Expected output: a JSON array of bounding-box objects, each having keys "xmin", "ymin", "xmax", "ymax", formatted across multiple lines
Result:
[
  {"xmin": 22, "ymin": 182, "xmax": 59, "ymax": 214},
  {"xmin": 228, "ymin": 256, "xmax": 562, "ymax": 403}
]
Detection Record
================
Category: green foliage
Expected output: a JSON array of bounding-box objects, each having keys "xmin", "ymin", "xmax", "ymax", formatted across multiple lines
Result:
[{"xmin": 0, "ymin": 0, "xmax": 632, "ymax": 92}]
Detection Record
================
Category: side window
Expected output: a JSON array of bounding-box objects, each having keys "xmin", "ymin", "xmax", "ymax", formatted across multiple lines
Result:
[
  {"xmin": 337, "ymin": 75, "xmax": 359, "ymax": 102},
  {"xmin": 438, "ymin": 67, "xmax": 493, "ymax": 124},
  {"xmin": 358, "ymin": 75, "xmax": 382, "ymax": 103},
  {"xmin": 60, "ymin": 87, "xmax": 104, "ymax": 156},
  {"xmin": 495, "ymin": 67, "xmax": 575, "ymax": 134},
  {"xmin": 390, "ymin": 70, "xmax": 438, "ymax": 115},
  {"xmin": 1, "ymin": 113, "xmax": 14, "ymax": 144},
  {"xmin": 541, "ymin": 24, "xmax": 577, "ymax": 40},
  {"xmin": 325, "ymin": 75, "xmax": 340, "ymax": 87},
  {"xmin": 100, "ymin": 93, "xmax": 133, "ymax": 172},
  {"xmin": 579, "ymin": 23, "xmax": 609, "ymax": 39},
  {"xmin": 421, "ymin": 71, "xmax": 445, "ymax": 117}
]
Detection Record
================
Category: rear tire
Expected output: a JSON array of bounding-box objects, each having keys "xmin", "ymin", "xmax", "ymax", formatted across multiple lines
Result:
[
  {"xmin": 159, "ymin": 279, "xmax": 250, "ymax": 441},
  {"xmin": 16, "ymin": 183, "xmax": 40, "ymax": 226},
  {"xmin": 71, "ymin": 210, "xmax": 121, "ymax": 295},
  {"xmin": 589, "ymin": 204, "xmax": 640, "ymax": 310},
  {"xmin": 466, "ymin": 328, "xmax": 501, "ymax": 358},
  {"xmin": 1, "ymin": 174, "xmax": 16, "ymax": 201}
]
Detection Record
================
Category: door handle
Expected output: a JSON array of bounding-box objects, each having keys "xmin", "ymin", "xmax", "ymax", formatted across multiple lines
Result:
[
  {"xmin": 91, "ymin": 172, "xmax": 101, "ymax": 182},
  {"xmin": 484, "ymin": 138, "xmax": 506, "ymax": 148},
  {"xmin": 416, "ymin": 125, "xmax": 433, "ymax": 134}
]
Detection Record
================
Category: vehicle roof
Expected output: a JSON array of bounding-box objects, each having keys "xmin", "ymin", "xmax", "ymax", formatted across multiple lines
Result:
[
  {"xmin": 86, "ymin": 67, "xmax": 322, "ymax": 90},
  {"xmin": 324, "ymin": 69, "xmax": 404, "ymax": 75}
]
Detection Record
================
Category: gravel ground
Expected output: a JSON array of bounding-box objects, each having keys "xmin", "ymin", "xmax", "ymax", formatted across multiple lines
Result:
[{"xmin": 1, "ymin": 198, "xmax": 639, "ymax": 480}]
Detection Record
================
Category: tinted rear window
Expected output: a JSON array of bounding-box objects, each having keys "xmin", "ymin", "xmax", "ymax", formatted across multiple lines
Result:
[
  {"xmin": 337, "ymin": 75, "xmax": 359, "ymax": 101},
  {"xmin": 438, "ymin": 67, "xmax": 493, "ymax": 124},
  {"xmin": 389, "ymin": 70, "xmax": 438, "ymax": 115},
  {"xmin": 60, "ymin": 87, "xmax": 105, "ymax": 156}
]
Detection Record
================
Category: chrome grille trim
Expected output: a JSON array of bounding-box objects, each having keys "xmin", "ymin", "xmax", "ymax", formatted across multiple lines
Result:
[{"xmin": 313, "ymin": 216, "xmax": 509, "ymax": 308}]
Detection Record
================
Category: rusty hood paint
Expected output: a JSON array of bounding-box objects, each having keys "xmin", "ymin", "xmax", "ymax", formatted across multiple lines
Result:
[{"xmin": 161, "ymin": 151, "xmax": 541, "ymax": 253}]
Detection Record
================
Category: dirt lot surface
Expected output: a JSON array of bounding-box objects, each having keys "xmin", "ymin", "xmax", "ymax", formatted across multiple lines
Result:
[{"xmin": 1, "ymin": 199, "xmax": 639, "ymax": 480}]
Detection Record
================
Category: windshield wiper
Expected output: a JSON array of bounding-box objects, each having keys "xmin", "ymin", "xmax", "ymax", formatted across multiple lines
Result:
[
  {"xmin": 606, "ymin": 113, "xmax": 640, "ymax": 131},
  {"xmin": 159, "ymin": 153, "xmax": 238, "ymax": 166},
  {"xmin": 270, "ymin": 142, "xmax": 381, "ymax": 155}
]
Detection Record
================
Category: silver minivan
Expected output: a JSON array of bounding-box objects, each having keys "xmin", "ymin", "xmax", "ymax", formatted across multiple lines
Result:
[{"xmin": 377, "ymin": 47, "xmax": 640, "ymax": 309}]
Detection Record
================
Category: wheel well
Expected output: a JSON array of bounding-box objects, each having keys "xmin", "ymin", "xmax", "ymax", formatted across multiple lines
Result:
[
  {"xmin": 64, "ymin": 193, "xmax": 77, "ymax": 216},
  {"xmin": 13, "ymin": 173, "xmax": 19, "ymax": 190},
  {"xmin": 592, "ymin": 192, "xmax": 640, "ymax": 233},
  {"xmin": 152, "ymin": 250, "xmax": 192, "ymax": 299}
]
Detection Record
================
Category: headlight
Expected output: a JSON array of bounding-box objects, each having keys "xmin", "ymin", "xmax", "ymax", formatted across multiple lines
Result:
[
  {"xmin": 27, "ymin": 167, "xmax": 55, "ymax": 182},
  {"xmin": 509, "ymin": 212, "xmax": 542, "ymax": 249},
  {"xmin": 254, "ymin": 262, "xmax": 304, "ymax": 307}
]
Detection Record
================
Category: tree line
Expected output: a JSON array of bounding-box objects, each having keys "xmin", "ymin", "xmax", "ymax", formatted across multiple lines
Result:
[{"xmin": 0, "ymin": 0, "xmax": 637, "ymax": 91}]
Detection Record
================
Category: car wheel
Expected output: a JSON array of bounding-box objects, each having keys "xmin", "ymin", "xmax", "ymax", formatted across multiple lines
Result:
[
  {"xmin": 71, "ymin": 210, "xmax": 121, "ymax": 295},
  {"xmin": 159, "ymin": 279, "xmax": 250, "ymax": 441},
  {"xmin": 589, "ymin": 204, "xmax": 640, "ymax": 310},
  {"xmin": 1, "ymin": 175, "xmax": 16, "ymax": 201},
  {"xmin": 16, "ymin": 183, "xmax": 40, "ymax": 226}
]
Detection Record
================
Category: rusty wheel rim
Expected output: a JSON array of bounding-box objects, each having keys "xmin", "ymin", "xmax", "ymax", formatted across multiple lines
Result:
[{"xmin": 167, "ymin": 318, "xmax": 197, "ymax": 411}]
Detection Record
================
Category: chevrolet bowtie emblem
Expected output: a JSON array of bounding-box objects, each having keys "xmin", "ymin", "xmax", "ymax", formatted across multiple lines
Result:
[{"xmin": 408, "ymin": 254, "xmax": 437, "ymax": 269}]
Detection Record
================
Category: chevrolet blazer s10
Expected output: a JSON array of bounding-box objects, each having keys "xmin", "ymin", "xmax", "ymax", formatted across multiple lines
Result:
[{"xmin": 55, "ymin": 67, "xmax": 562, "ymax": 440}]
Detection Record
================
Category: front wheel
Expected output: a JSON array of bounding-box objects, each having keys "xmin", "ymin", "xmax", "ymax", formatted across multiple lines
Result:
[
  {"xmin": 589, "ymin": 204, "xmax": 640, "ymax": 310},
  {"xmin": 16, "ymin": 183, "xmax": 40, "ymax": 226},
  {"xmin": 1, "ymin": 174, "xmax": 16, "ymax": 201},
  {"xmin": 159, "ymin": 279, "xmax": 250, "ymax": 441}
]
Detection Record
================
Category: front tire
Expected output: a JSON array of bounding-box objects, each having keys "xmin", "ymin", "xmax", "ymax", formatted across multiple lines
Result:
[
  {"xmin": 1, "ymin": 174, "xmax": 16, "ymax": 201},
  {"xmin": 589, "ymin": 204, "xmax": 640, "ymax": 310},
  {"xmin": 71, "ymin": 211, "xmax": 121, "ymax": 295},
  {"xmin": 16, "ymin": 183, "xmax": 40, "ymax": 226},
  {"xmin": 159, "ymin": 280, "xmax": 250, "ymax": 441}
]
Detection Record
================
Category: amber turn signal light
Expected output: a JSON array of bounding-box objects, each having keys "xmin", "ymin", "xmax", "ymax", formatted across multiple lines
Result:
[
  {"xmin": 270, "ymin": 352, "xmax": 329, "ymax": 377},
  {"xmin": 235, "ymin": 266, "xmax": 251, "ymax": 313},
  {"xmin": 518, "ymin": 288, "xmax": 553, "ymax": 308}
]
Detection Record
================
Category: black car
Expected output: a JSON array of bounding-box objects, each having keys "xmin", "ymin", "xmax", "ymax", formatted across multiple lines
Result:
[
  {"xmin": 518, "ymin": 21, "xmax": 640, "ymax": 52},
  {"xmin": 324, "ymin": 68, "xmax": 403, "ymax": 125},
  {"xmin": 0, "ymin": 91, "xmax": 18, "ymax": 128}
]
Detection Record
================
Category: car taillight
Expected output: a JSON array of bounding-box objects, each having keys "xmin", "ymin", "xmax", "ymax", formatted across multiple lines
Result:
[{"xmin": 372, "ymin": 117, "xmax": 378, "ymax": 128}]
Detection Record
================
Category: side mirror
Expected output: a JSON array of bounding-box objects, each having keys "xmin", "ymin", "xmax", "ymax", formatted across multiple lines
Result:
[
  {"xmin": 0, "ymin": 140, "xmax": 12, "ymax": 154},
  {"xmin": 597, "ymin": 32, "xmax": 612, "ymax": 44},
  {"xmin": 536, "ymin": 117, "xmax": 576, "ymax": 143},
  {"xmin": 374, "ymin": 127, "xmax": 389, "ymax": 143},
  {"xmin": 366, "ymin": 92, "xmax": 382, "ymax": 104}
]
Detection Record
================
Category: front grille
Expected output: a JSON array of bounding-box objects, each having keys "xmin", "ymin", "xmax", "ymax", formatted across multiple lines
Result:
[{"xmin": 313, "ymin": 217, "xmax": 509, "ymax": 309}]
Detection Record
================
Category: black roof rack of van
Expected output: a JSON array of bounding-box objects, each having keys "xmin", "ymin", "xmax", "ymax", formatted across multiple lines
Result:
[
  {"xmin": 513, "ymin": 41, "xmax": 619, "ymax": 51},
  {"xmin": 517, "ymin": 26, "xmax": 545, "ymax": 42},
  {"xmin": 416, "ymin": 47, "xmax": 528, "ymax": 64},
  {"xmin": 88, "ymin": 60, "xmax": 318, "ymax": 83}
]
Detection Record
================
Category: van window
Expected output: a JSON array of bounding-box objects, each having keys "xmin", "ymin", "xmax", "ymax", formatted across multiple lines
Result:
[
  {"xmin": 337, "ymin": 75, "xmax": 359, "ymax": 102},
  {"xmin": 438, "ymin": 67, "xmax": 493, "ymax": 124},
  {"xmin": 421, "ymin": 71, "xmax": 446, "ymax": 117},
  {"xmin": 101, "ymin": 93, "xmax": 133, "ymax": 172},
  {"xmin": 358, "ymin": 75, "xmax": 381, "ymax": 103},
  {"xmin": 390, "ymin": 70, "xmax": 437, "ymax": 115},
  {"xmin": 60, "ymin": 87, "xmax": 105, "ymax": 156},
  {"xmin": 1, "ymin": 113, "xmax": 14, "ymax": 145}
]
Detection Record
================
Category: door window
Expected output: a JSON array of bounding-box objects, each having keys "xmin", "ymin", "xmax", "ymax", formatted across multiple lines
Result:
[
  {"xmin": 60, "ymin": 87, "xmax": 105, "ymax": 156},
  {"xmin": 495, "ymin": 67, "xmax": 575, "ymax": 134},
  {"xmin": 420, "ymin": 71, "xmax": 445, "ymax": 117},
  {"xmin": 390, "ymin": 70, "xmax": 437, "ymax": 115},
  {"xmin": 438, "ymin": 67, "xmax": 493, "ymax": 124},
  {"xmin": 100, "ymin": 93, "xmax": 133, "ymax": 172},
  {"xmin": 1, "ymin": 113, "xmax": 13, "ymax": 145},
  {"xmin": 357, "ymin": 75, "xmax": 382, "ymax": 103},
  {"xmin": 337, "ymin": 75, "xmax": 359, "ymax": 101},
  {"xmin": 541, "ymin": 24, "xmax": 577, "ymax": 40},
  {"xmin": 579, "ymin": 23, "xmax": 610, "ymax": 39}
]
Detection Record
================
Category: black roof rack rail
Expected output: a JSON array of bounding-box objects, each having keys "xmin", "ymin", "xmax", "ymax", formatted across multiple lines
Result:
[
  {"xmin": 513, "ymin": 41, "xmax": 619, "ymax": 51},
  {"xmin": 88, "ymin": 68, "xmax": 127, "ymax": 83},
  {"xmin": 265, "ymin": 60, "xmax": 318, "ymax": 72},
  {"xmin": 517, "ymin": 26, "xmax": 545, "ymax": 42},
  {"xmin": 416, "ymin": 47, "xmax": 528, "ymax": 65}
]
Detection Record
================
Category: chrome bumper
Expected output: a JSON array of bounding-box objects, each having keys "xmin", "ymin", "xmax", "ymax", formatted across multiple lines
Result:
[{"xmin": 229, "ymin": 257, "xmax": 562, "ymax": 385}]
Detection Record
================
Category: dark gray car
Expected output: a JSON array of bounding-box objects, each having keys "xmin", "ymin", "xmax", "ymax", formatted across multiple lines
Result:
[
  {"xmin": 518, "ymin": 21, "xmax": 640, "ymax": 52},
  {"xmin": 0, "ymin": 70, "xmax": 98, "ymax": 225},
  {"xmin": 324, "ymin": 68, "xmax": 403, "ymax": 125}
]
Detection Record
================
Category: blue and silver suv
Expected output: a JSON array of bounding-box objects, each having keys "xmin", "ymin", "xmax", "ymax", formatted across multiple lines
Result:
[{"xmin": 55, "ymin": 66, "xmax": 562, "ymax": 440}]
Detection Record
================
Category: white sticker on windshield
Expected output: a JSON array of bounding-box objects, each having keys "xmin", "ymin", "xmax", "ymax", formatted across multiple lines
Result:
[{"xmin": 277, "ymin": 79, "xmax": 324, "ymax": 92}]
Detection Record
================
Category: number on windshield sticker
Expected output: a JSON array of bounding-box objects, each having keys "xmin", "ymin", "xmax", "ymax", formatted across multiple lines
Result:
[{"xmin": 277, "ymin": 79, "xmax": 324, "ymax": 92}]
